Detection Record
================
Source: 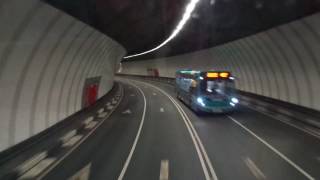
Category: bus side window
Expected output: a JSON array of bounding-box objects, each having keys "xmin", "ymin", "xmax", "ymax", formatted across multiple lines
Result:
[
  {"xmin": 190, "ymin": 79, "xmax": 197, "ymax": 94},
  {"xmin": 190, "ymin": 79, "xmax": 197, "ymax": 88}
]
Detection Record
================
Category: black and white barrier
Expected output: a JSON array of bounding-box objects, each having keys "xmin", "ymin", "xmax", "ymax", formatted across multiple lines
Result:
[{"xmin": 0, "ymin": 83, "xmax": 123, "ymax": 180}]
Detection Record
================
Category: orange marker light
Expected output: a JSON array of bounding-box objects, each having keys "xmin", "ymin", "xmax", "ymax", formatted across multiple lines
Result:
[
  {"xmin": 207, "ymin": 72, "xmax": 219, "ymax": 78},
  {"xmin": 219, "ymin": 72, "xmax": 230, "ymax": 78}
]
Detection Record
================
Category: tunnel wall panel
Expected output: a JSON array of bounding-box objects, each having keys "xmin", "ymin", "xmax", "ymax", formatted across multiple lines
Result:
[
  {"xmin": 0, "ymin": 1, "xmax": 126, "ymax": 151},
  {"xmin": 121, "ymin": 12, "xmax": 320, "ymax": 112}
]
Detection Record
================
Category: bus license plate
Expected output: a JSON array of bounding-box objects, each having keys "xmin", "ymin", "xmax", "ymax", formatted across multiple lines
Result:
[{"xmin": 212, "ymin": 109, "xmax": 222, "ymax": 113}]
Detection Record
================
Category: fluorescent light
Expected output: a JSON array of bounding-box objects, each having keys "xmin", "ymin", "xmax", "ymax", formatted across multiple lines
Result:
[
  {"xmin": 117, "ymin": 62, "xmax": 122, "ymax": 73},
  {"xmin": 123, "ymin": 0, "xmax": 201, "ymax": 59}
]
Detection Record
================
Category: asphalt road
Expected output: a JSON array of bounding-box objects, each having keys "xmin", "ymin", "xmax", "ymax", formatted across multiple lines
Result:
[{"xmin": 43, "ymin": 78, "xmax": 320, "ymax": 180}]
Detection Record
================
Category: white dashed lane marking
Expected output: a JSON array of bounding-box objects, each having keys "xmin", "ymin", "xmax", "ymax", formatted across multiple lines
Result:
[
  {"xmin": 153, "ymin": 92, "xmax": 157, "ymax": 96},
  {"xmin": 247, "ymin": 105, "xmax": 320, "ymax": 140},
  {"xmin": 69, "ymin": 163, "xmax": 91, "ymax": 180},
  {"xmin": 159, "ymin": 160, "xmax": 169, "ymax": 180},
  {"xmin": 228, "ymin": 116, "xmax": 315, "ymax": 180},
  {"xmin": 138, "ymin": 80, "xmax": 218, "ymax": 180},
  {"xmin": 160, "ymin": 108, "xmax": 164, "ymax": 112},
  {"xmin": 118, "ymin": 81, "xmax": 147, "ymax": 180},
  {"xmin": 122, "ymin": 109, "xmax": 132, "ymax": 114},
  {"xmin": 243, "ymin": 157, "xmax": 266, "ymax": 180}
]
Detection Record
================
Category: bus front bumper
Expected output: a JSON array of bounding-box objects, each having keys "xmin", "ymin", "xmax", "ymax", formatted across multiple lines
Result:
[{"xmin": 198, "ymin": 105, "xmax": 235, "ymax": 113}]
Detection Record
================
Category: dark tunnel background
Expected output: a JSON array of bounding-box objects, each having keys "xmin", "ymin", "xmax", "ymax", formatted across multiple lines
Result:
[{"xmin": 44, "ymin": 0, "xmax": 320, "ymax": 60}]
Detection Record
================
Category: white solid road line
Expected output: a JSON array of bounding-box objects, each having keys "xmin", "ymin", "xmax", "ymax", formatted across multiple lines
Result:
[
  {"xmin": 118, "ymin": 81, "xmax": 147, "ymax": 180},
  {"xmin": 136, "ymin": 80, "xmax": 218, "ymax": 180},
  {"xmin": 169, "ymin": 95, "xmax": 218, "ymax": 180},
  {"xmin": 304, "ymin": 127, "xmax": 320, "ymax": 138},
  {"xmin": 160, "ymin": 107, "xmax": 165, "ymax": 112},
  {"xmin": 243, "ymin": 157, "xmax": 266, "ymax": 180},
  {"xmin": 159, "ymin": 160, "xmax": 169, "ymax": 180},
  {"xmin": 36, "ymin": 85, "xmax": 124, "ymax": 179},
  {"xmin": 228, "ymin": 116, "xmax": 315, "ymax": 180},
  {"xmin": 174, "ymin": 99, "xmax": 217, "ymax": 180},
  {"xmin": 246, "ymin": 105, "xmax": 320, "ymax": 140},
  {"xmin": 141, "ymin": 80, "xmax": 218, "ymax": 180}
]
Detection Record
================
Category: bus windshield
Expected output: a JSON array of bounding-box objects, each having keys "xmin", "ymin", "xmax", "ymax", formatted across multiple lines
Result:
[{"xmin": 203, "ymin": 80, "xmax": 235, "ymax": 95}]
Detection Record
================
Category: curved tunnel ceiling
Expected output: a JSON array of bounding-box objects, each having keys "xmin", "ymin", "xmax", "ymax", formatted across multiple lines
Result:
[{"xmin": 44, "ymin": 0, "xmax": 320, "ymax": 60}]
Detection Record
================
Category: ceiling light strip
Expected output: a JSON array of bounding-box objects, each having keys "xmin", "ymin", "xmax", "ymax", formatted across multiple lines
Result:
[{"xmin": 123, "ymin": 0, "xmax": 200, "ymax": 59}]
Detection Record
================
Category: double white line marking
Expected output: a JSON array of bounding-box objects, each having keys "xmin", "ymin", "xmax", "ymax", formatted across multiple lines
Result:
[{"xmin": 138, "ymin": 81, "xmax": 218, "ymax": 180}]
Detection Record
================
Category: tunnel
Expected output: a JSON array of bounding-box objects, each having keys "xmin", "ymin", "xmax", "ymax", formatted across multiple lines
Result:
[{"xmin": 0, "ymin": 0, "xmax": 320, "ymax": 179}]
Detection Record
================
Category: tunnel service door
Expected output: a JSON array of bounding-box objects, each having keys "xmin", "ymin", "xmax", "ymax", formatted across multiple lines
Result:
[
  {"xmin": 147, "ymin": 68, "xmax": 159, "ymax": 77},
  {"xmin": 82, "ymin": 77, "xmax": 101, "ymax": 108}
]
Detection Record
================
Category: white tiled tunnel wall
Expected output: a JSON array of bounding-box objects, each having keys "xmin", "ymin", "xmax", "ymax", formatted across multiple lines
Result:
[
  {"xmin": 121, "ymin": 13, "xmax": 320, "ymax": 112},
  {"xmin": 0, "ymin": 1, "xmax": 126, "ymax": 151}
]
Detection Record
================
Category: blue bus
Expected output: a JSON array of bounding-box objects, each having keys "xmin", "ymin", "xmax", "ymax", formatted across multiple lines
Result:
[{"xmin": 175, "ymin": 70, "xmax": 239, "ymax": 113}]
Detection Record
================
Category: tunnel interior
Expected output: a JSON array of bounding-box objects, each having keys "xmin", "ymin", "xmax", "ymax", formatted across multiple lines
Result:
[
  {"xmin": 0, "ymin": 0, "xmax": 320, "ymax": 180},
  {"xmin": 45, "ymin": 0, "xmax": 320, "ymax": 59}
]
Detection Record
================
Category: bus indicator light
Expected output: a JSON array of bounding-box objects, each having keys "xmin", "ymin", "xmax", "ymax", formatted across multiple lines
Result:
[
  {"xmin": 219, "ymin": 72, "xmax": 230, "ymax": 78},
  {"xmin": 207, "ymin": 72, "xmax": 230, "ymax": 78},
  {"xmin": 207, "ymin": 72, "xmax": 219, "ymax": 78}
]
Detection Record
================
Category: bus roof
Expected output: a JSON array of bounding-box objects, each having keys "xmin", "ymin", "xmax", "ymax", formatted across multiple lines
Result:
[
  {"xmin": 176, "ymin": 70, "xmax": 233, "ymax": 79},
  {"xmin": 176, "ymin": 70, "xmax": 231, "ymax": 74},
  {"xmin": 176, "ymin": 70, "xmax": 200, "ymax": 74}
]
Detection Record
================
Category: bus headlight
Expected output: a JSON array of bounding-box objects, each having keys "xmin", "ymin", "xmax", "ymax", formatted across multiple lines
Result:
[
  {"xmin": 231, "ymin": 97, "xmax": 239, "ymax": 104},
  {"xmin": 197, "ymin": 97, "xmax": 205, "ymax": 107}
]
